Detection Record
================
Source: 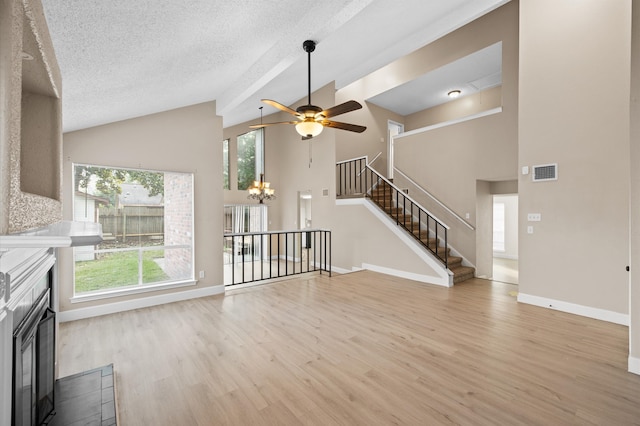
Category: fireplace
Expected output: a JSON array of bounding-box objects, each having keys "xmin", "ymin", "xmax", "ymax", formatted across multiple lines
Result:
[
  {"xmin": 1, "ymin": 247, "xmax": 56, "ymax": 426},
  {"xmin": 13, "ymin": 287, "xmax": 55, "ymax": 426}
]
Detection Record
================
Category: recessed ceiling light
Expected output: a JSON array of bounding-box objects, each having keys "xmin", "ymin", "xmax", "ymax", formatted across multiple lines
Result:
[
  {"xmin": 21, "ymin": 52, "xmax": 34, "ymax": 61},
  {"xmin": 448, "ymin": 90, "xmax": 461, "ymax": 98}
]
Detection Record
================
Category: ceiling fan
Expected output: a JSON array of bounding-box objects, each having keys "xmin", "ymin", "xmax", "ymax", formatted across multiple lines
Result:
[{"xmin": 250, "ymin": 40, "xmax": 366, "ymax": 139}]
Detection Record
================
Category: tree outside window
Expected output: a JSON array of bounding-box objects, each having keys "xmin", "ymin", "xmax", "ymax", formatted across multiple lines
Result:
[
  {"xmin": 73, "ymin": 164, "xmax": 194, "ymax": 295},
  {"xmin": 223, "ymin": 138, "xmax": 230, "ymax": 190},
  {"xmin": 237, "ymin": 129, "xmax": 264, "ymax": 190}
]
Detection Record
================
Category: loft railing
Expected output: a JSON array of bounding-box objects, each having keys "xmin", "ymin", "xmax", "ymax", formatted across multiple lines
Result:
[
  {"xmin": 336, "ymin": 156, "xmax": 450, "ymax": 267},
  {"xmin": 223, "ymin": 229, "xmax": 331, "ymax": 286},
  {"xmin": 336, "ymin": 156, "xmax": 368, "ymax": 197}
]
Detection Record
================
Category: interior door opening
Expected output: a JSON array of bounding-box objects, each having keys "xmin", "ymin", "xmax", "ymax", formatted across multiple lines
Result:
[
  {"xmin": 492, "ymin": 194, "xmax": 518, "ymax": 284},
  {"xmin": 299, "ymin": 190, "xmax": 312, "ymax": 250}
]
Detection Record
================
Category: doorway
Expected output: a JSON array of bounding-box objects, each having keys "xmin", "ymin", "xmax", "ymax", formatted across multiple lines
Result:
[
  {"xmin": 492, "ymin": 194, "xmax": 518, "ymax": 284},
  {"xmin": 387, "ymin": 120, "xmax": 404, "ymax": 180},
  {"xmin": 299, "ymin": 190, "xmax": 312, "ymax": 253}
]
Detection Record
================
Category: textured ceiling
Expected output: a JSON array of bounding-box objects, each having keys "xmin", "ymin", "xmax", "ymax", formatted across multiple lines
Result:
[{"xmin": 40, "ymin": 0, "xmax": 510, "ymax": 132}]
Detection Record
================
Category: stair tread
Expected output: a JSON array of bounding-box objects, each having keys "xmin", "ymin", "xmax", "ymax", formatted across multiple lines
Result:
[
  {"xmin": 371, "ymin": 189, "xmax": 475, "ymax": 284},
  {"xmin": 450, "ymin": 265, "xmax": 475, "ymax": 273}
]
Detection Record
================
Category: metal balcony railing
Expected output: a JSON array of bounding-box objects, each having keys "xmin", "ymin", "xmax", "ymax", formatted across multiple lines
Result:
[{"xmin": 223, "ymin": 229, "xmax": 331, "ymax": 286}]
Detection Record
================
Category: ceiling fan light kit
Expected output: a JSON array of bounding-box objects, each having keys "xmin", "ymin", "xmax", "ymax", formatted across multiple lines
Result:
[
  {"xmin": 296, "ymin": 120, "xmax": 323, "ymax": 138},
  {"xmin": 250, "ymin": 40, "xmax": 366, "ymax": 139}
]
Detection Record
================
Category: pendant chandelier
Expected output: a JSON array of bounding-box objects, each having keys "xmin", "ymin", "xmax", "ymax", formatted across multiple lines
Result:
[{"xmin": 248, "ymin": 173, "xmax": 275, "ymax": 204}]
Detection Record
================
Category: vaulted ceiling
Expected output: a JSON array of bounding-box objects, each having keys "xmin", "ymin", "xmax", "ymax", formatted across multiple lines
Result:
[{"xmin": 40, "ymin": 0, "xmax": 509, "ymax": 132}]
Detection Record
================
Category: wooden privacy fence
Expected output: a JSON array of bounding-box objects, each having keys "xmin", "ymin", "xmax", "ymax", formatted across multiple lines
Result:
[{"xmin": 99, "ymin": 206, "xmax": 164, "ymax": 240}]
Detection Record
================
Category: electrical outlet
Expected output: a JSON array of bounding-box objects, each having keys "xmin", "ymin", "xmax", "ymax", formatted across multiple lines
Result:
[
  {"xmin": 527, "ymin": 226, "xmax": 534, "ymax": 234},
  {"xmin": 199, "ymin": 271, "xmax": 205, "ymax": 279},
  {"xmin": 527, "ymin": 213, "xmax": 541, "ymax": 222}
]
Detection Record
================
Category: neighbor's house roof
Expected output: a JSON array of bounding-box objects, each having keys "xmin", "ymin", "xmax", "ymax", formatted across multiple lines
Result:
[
  {"xmin": 74, "ymin": 191, "xmax": 109, "ymax": 204},
  {"xmin": 118, "ymin": 183, "xmax": 163, "ymax": 207}
]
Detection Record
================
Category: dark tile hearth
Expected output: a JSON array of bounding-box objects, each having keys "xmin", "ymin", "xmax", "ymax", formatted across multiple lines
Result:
[{"xmin": 49, "ymin": 364, "xmax": 117, "ymax": 426}]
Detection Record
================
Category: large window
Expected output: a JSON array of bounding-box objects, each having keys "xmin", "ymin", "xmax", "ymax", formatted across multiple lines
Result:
[
  {"xmin": 73, "ymin": 164, "xmax": 194, "ymax": 296},
  {"xmin": 237, "ymin": 129, "xmax": 264, "ymax": 190},
  {"xmin": 223, "ymin": 138, "xmax": 230, "ymax": 190}
]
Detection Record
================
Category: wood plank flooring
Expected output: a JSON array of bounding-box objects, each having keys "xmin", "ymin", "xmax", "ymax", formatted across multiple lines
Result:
[{"xmin": 57, "ymin": 271, "xmax": 640, "ymax": 425}]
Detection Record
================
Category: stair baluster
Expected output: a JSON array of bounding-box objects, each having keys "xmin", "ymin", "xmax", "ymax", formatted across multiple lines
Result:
[{"xmin": 336, "ymin": 156, "xmax": 476, "ymax": 283}]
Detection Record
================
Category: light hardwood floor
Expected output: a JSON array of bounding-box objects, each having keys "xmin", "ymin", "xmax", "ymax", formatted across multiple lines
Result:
[
  {"xmin": 492, "ymin": 257, "xmax": 519, "ymax": 285},
  {"xmin": 57, "ymin": 271, "xmax": 640, "ymax": 425}
]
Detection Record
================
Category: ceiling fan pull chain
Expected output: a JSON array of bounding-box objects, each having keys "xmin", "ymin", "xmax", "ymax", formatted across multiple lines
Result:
[{"xmin": 309, "ymin": 139, "xmax": 313, "ymax": 168}]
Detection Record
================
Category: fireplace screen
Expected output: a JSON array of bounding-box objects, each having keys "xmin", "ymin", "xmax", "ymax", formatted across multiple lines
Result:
[{"xmin": 12, "ymin": 289, "xmax": 55, "ymax": 426}]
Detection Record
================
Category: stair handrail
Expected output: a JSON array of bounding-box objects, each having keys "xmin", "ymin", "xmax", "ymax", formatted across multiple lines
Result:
[
  {"xmin": 394, "ymin": 167, "xmax": 475, "ymax": 231},
  {"xmin": 336, "ymin": 153, "xmax": 382, "ymax": 174},
  {"xmin": 369, "ymin": 166, "xmax": 450, "ymax": 230},
  {"xmin": 336, "ymin": 155, "xmax": 368, "ymax": 165},
  {"xmin": 367, "ymin": 151, "xmax": 383, "ymax": 167},
  {"xmin": 364, "ymin": 165, "xmax": 450, "ymax": 267},
  {"xmin": 336, "ymin": 156, "xmax": 452, "ymax": 267}
]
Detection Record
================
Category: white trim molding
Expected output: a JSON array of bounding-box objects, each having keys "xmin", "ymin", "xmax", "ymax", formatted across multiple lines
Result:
[
  {"xmin": 329, "ymin": 265, "xmax": 358, "ymax": 275},
  {"xmin": 394, "ymin": 107, "xmax": 502, "ymax": 139},
  {"xmin": 70, "ymin": 280, "xmax": 198, "ymax": 303},
  {"xmin": 628, "ymin": 356, "xmax": 640, "ymax": 375},
  {"xmin": 362, "ymin": 263, "xmax": 450, "ymax": 287},
  {"xmin": 517, "ymin": 293, "xmax": 629, "ymax": 326},
  {"xmin": 58, "ymin": 285, "xmax": 225, "ymax": 322}
]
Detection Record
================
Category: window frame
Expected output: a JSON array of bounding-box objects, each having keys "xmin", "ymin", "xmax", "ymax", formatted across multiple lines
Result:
[{"xmin": 71, "ymin": 163, "xmax": 196, "ymax": 302}]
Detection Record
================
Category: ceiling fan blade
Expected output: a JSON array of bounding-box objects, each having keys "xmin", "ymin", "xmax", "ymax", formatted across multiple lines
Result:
[
  {"xmin": 261, "ymin": 99, "xmax": 301, "ymax": 117},
  {"xmin": 249, "ymin": 121, "xmax": 299, "ymax": 129},
  {"xmin": 319, "ymin": 100, "xmax": 363, "ymax": 119},
  {"xmin": 322, "ymin": 120, "xmax": 367, "ymax": 133}
]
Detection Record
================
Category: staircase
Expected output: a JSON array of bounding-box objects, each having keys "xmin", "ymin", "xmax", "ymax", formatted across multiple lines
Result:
[{"xmin": 369, "ymin": 180, "xmax": 475, "ymax": 284}]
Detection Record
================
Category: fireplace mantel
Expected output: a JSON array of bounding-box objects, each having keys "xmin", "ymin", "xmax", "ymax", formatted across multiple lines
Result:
[{"xmin": 0, "ymin": 221, "xmax": 103, "ymax": 249}]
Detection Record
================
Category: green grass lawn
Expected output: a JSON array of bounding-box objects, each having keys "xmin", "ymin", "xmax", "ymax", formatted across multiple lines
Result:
[{"xmin": 75, "ymin": 250, "xmax": 169, "ymax": 293}]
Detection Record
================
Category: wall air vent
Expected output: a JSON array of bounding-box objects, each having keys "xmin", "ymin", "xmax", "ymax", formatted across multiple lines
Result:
[{"xmin": 532, "ymin": 163, "xmax": 558, "ymax": 182}]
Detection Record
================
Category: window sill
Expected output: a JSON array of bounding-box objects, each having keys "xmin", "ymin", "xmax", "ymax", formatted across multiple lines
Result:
[{"xmin": 70, "ymin": 279, "xmax": 198, "ymax": 304}]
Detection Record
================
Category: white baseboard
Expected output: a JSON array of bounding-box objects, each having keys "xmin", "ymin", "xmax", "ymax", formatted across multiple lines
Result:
[
  {"xmin": 58, "ymin": 285, "xmax": 225, "ymax": 322},
  {"xmin": 629, "ymin": 356, "xmax": 640, "ymax": 375},
  {"xmin": 330, "ymin": 265, "xmax": 357, "ymax": 274},
  {"xmin": 517, "ymin": 293, "xmax": 629, "ymax": 326},
  {"xmin": 362, "ymin": 263, "xmax": 451, "ymax": 287}
]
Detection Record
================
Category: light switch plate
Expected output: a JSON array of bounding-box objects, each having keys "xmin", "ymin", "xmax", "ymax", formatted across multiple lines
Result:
[{"xmin": 528, "ymin": 213, "xmax": 541, "ymax": 222}]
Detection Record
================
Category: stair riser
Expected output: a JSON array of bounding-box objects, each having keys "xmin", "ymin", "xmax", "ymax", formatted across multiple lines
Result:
[{"xmin": 371, "ymin": 181, "xmax": 477, "ymax": 284}]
